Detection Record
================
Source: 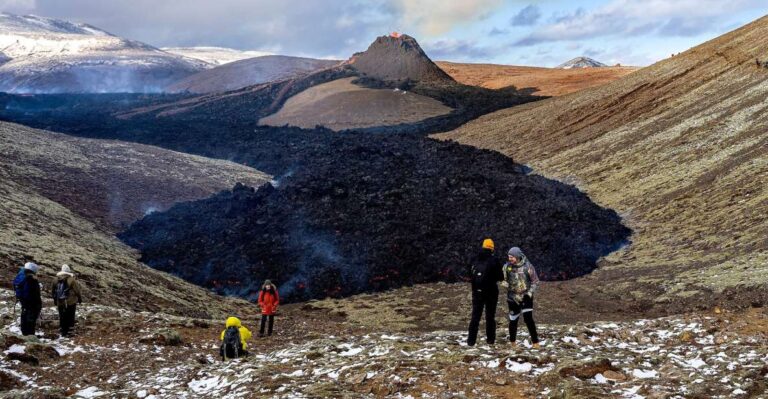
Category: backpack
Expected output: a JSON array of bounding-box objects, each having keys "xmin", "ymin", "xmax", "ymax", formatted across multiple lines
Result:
[
  {"xmin": 13, "ymin": 269, "xmax": 29, "ymax": 302},
  {"xmin": 221, "ymin": 326, "xmax": 242, "ymax": 360},
  {"xmin": 55, "ymin": 279, "xmax": 71, "ymax": 305}
]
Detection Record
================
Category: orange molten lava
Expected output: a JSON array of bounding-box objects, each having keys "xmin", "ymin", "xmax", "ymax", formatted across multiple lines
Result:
[{"xmin": 390, "ymin": 31, "xmax": 402, "ymax": 38}]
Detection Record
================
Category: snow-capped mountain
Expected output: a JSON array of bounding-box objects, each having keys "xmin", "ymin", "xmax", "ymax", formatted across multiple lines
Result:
[
  {"xmin": 161, "ymin": 46, "xmax": 273, "ymax": 66},
  {"xmin": 557, "ymin": 56, "xmax": 608, "ymax": 69},
  {"xmin": 0, "ymin": 13, "xmax": 208, "ymax": 93}
]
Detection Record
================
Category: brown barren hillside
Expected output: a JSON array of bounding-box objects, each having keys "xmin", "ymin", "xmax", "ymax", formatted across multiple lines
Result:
[
  {"xmin": 436, "ymin": 61, "xmax": 638, "ymax": 96},
  {"xmin": 0, "ymin": 122, "xmax": 268, "ymax": 317},
  {"xmin": 437, "ymin": 16, "xmax": 768, "ymax": 311},
  {"xmin": 259, "ymin": 77, "xmax": 452, "ymax": 130}
]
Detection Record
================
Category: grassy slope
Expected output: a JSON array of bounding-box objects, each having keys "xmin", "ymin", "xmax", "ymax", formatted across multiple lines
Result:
[
  {"xmin": 0, "ymin": 122, "xmax": 269, "ymax": 317},
  {"xmin": 435, "ymin": 16, "xmax": 768, "ymax": 308}
]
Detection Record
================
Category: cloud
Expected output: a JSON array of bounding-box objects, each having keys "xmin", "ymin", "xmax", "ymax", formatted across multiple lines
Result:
[
  {"xmin": 510, "ymin": 4, "xmax": 541, "ymax": 26},
  {"xmin": 423, "ymin": 39, "xmax": 496, "ymax": 61},
  {"xmin": 489, "ymin": 27, "xmax": 509, "ymax": 36},
  {"xmin": 0, "ymin": 0, "xmax": 35, "ymax": 12},
  {"xmin": 391, "ymin": 0, "xmax": 505, "ymax": 36},
  {"xmin": 515, "ymin": 0, "xmax": 765, "ymax": 46}
]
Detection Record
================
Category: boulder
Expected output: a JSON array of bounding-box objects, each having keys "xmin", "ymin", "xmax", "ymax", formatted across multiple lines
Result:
[
  {"xmin": 556, "ymin": 358, "xmax": 619, "ymax": 379},
  {"xmin": 25, "ymin": 343, "xmax": 60, "ymax": 361},
  {"xmin": 138, "ymin": 329, "xmax": 183, "ymax": 346}
]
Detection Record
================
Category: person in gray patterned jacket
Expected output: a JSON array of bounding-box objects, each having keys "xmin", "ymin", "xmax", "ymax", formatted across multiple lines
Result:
[{"xmin": 501, "ymin": 247, "xmax": 540, "ymax": 348}]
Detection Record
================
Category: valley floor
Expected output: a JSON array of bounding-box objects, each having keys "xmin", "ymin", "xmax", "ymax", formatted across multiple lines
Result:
[{"xmin": 2, "ymin": 289, "xmax": 766, "ymax": 398}]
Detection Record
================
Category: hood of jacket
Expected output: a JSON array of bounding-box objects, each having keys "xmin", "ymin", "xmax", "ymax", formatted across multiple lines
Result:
[
  {"xmin": 56, "ymin": 272, "xmax": 74, "ymax": 279},
  {"xmin": 225, "ymin": 317, "xmax": 242, "ymax": 328}
]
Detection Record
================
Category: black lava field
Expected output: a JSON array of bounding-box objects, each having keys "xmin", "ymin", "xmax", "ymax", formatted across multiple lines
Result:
[{"xmin": 0, "ymin": 93, "xmax": 631, "ymax": 303}]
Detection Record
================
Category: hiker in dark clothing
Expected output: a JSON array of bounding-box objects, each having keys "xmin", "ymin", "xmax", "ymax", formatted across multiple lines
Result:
[
  {"xmin": 467, "ymin": 238, "xmax": 504, "ymax": 346},
  {"xmin": 502, "ymin": 247, "xmax": 540, "ymax": 348},
  {"xmin": 18, "ymin": 262, "xmax": 42, "ymax": 336},
  {"xmin": 51, "ymin": 264, "xmax": 83, "ymax": 337}
]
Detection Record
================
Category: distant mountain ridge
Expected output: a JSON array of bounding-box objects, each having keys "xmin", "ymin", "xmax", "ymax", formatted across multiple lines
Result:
[
  {"xmin": 167, "ymin": 55, "xmax": 340, "ymax": 93},
  {"xmin": 557, "ymin": 56, "xmax": 608, "ymax": 69},
  {"xmin": 0, "ymin": 13, "xmax": 207, "ymax": 93},
  {"xmin": 161, "ymin": 46, "xmax": 274, "ymax": 66}
]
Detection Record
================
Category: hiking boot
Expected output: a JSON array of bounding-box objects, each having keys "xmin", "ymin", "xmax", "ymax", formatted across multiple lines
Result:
[
  {"xmin": 532, "ymin": 343, "xmax": 541, "ymax": 349},
  {"xmin": 509, "ymin": 341, "xmax": 518, "ymax": 348}
]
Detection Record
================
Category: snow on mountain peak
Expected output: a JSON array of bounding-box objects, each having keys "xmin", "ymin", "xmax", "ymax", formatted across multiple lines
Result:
[
  {"xmin": 0, "ymin": 12, "xmax": 207, "ymax": 93},
  {"xmin": 0, "ymin": 13, "xmax": 113, "ymax": 36},
  {"xmin": 557, "ymin": 56, "xmax": 608, "ymax": 69}
]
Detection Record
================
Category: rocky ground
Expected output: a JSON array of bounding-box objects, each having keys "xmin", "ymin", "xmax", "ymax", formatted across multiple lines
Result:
[{"xmin": 2, "ymin": 288, "xmax": 767, "ymax": 398}]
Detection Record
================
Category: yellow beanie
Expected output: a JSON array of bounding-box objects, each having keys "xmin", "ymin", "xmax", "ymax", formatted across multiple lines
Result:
[{"xmin": 482, "ymin": 238, "xmax": 495, "ymax": 250}]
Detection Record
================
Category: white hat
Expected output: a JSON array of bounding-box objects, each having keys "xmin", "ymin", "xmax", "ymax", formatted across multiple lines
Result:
[
  {"xmin": 57, "ymin": 264, "xmax": 74, "ymax": 277},
  {"xmin": 23, "ymin": 262, "xmax": 39, "ymax": 274}
]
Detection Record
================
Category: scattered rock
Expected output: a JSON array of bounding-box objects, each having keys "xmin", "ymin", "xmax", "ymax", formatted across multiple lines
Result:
[
  {"xmin": 679, "ymin": 330, "xmax": 694, "ymax": 344},
  {"xmin": 602, "ymin": 370, "xmax": 627, "ymax": 381},
  {"xmin": 26, "ymin": 343, "xmax": 60, "ymax": 361},
  {"xmin": 192, "ymin": 319, "xmax": 210, "ymax": 328},
  {"xmin": 556, "ymin": 358, "xmax": 618, "ymax": 379},
  {"xmin": 343, "ymin": 371, "xmax": 367, "ymax": 385},
  {"xmin": 494, "ymin": 378, "xmax": 507, "ymax": 386},
  {"xmin": 0, "ymin": 370, "xmax": 22, "ymax": 391},
  {"xmin": 139, "ymin": 329, "xmax": 183, "ymax": 346},
  {"xmin": 7, "ymin": 351, "xmax": 39, "ymax": 366}
]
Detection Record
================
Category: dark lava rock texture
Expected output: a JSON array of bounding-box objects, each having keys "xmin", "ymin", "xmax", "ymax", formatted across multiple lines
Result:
[{"xmin": 119, "ymin": 133, "xmax": 630, "ymax": 302}]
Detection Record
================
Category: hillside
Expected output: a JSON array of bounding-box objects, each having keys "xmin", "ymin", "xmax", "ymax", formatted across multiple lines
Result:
[
  {"xmin": 0, "ymin": 121, "xmax": 268, "ymax": 316},
  {"xmin": 436, "ymin": 61, "xmax": 638, "ymax": 96},
  {"xmin": 161, "ymin": 46, "xmax": 273, "ymax": 66},
  {"xmin": 0, "ymin": 13, "xmax": 206, "ymax": 93},
  {"xmin": 167, "ymin": 55, "xmax": 340, "ymax": 93},
  {"xmin": 259, "ymin": 77, "xmax": 452, "ymax": 130},
  {"xmin": 436, "ymin": 15, "xmax": 768, "ymax": 310}
]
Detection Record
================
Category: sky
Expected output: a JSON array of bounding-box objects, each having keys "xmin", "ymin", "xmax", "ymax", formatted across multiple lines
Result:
[{"xmin": 1, "ymin": 0, "xmax": 767, "ymax": 66}]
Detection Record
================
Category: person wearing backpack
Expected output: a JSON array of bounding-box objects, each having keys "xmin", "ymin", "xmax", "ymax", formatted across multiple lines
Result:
[
  {"xmin": 51, "ymin": 264, "xmax": 83, "ymax": 337},
  {"xmin": 14, "ymin": 262, "xmax": 42, "ymax": 336},
  {"xmin": 219, "ymin": 316, "xmax": 252, "ymax": 360},
  {"xmin": 257, "ymin": 280, "xmax": 279, "ymax": 337},
  {"xmin": 501, "ymin": 247, "xmax": 540, "ymax": 348},
  {"xmin": 466, "ymin": 238, "xmax": 504, "ymax": 346}
]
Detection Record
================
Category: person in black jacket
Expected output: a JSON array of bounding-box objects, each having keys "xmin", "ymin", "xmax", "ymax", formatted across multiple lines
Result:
[
  {"xmin": 467, "ymin": 238, "xmax": 504, "ymax": 346},
  {"xmin": 19, "ymin": 262, "xmax": 42, "ymax": 336}
]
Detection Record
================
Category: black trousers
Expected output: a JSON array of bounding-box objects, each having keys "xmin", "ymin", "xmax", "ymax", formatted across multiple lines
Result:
[
  {"xmin": 259, "ymin": 315, "xmax": 274, "ymax": 336},
  {"xmin": 507, "ymin": 294, "xmax": 539, "ymax": 343},
  {"xmin": 20, "ymin": 306, "xmax": 40, "ymax": 336},
  {"xmin": 467, "ymin": 289, "xmax": 498, "ymax": 346},
  {"xmin": 57, "ymin": 304, "xmax": 77, "ymax": 336}
]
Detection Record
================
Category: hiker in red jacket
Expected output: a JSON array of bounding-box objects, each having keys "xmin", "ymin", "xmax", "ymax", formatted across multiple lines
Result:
[{"xmin": 258, "ymin": 280, "xmax": 279, "ymax": 337}]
